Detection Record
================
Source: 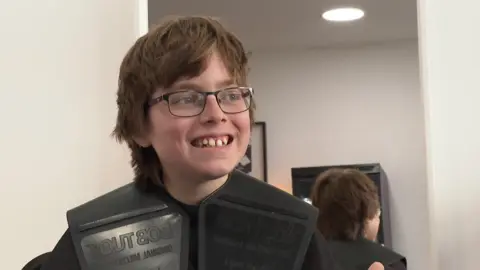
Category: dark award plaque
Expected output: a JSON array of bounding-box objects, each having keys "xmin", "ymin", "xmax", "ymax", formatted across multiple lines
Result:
[{"xmin": 79, "ymin": 213, "xmax": 183, "ymax": 270}]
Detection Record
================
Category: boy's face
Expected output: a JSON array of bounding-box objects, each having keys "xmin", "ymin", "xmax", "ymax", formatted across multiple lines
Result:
[{"xmin": 138, "ymin": 52, "xmax": 251, "ymax": 182}]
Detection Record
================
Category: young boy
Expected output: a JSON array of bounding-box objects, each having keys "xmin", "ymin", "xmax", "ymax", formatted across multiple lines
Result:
[{"xmin": 41, "ymin": 16, "xmax": 384, "ymax": 270}]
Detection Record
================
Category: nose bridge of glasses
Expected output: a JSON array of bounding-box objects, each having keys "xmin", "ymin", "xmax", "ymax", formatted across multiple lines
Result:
[{"xmin": 203, "ymin": 91, "xmax": 223, "ymax": 112}]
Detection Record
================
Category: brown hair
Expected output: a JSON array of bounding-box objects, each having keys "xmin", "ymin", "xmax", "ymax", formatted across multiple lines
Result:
[
  {"xmin": 111, "ymin": 16, "xmax": 254, "ymax": 186},
  {"xmin": 310, "ymin": 168, "xmax": 380, "ymax": 241}
]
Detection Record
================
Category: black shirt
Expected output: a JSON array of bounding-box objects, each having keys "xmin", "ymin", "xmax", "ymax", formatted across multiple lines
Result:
[
  {"xmin": 176, "ymin": 201, "xmax": 200, "ymax": 269},
  {"xmin": 327, "ymin": 238, "xmax": 407, "ymax": 270}
]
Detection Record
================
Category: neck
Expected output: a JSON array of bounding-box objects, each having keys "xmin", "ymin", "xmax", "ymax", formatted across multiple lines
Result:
[{"xmin": 162, "ymin": 171, "xmax": 229, "ymax": 205}]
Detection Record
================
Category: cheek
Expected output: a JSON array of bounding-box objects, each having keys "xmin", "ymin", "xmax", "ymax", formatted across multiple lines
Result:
[
  {"xmin": 369, "ymin": 220, "xmax": 380, "ymax": 235},
  {"xmin": 233, "ymin": 112, "xmax": 252, "ymax": 133},
  {"xmin": 148, "ymin": 113, "xmax": 191, "ymax": 153},
  {"xmin": 232, "ymin": 113, "xmax": 251, "ymax": 145},
  {"xmin": 365, "ymin": 220, "xmax": 377, "ymax": 233}
]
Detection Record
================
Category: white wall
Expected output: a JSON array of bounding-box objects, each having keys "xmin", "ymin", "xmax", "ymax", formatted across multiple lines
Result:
[
  {"xmin": 249, "ymin": 40, "xmax": 431, "ymax": 270},
  {"xmin": 418, "ymin": 0, "xmax": 480, "ymax": 269},
  {"xmin": 0, "ymin": 1, "xmax": 147, "ymax": 268}
]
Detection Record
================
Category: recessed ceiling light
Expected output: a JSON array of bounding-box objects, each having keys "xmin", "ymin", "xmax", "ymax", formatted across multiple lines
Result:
[{"xmin": 322, "ymin": 7, "xmax": 365, "ymax": 22}]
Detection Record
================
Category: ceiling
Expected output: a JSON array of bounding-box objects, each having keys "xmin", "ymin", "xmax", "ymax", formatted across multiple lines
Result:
[{"xmin": 148, "ymin": 0, "xmax": 418, "ymax": 51}]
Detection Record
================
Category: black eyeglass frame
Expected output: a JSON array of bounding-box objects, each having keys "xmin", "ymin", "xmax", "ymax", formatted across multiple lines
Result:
[{"xmin": 148, "ymin": 86, "xmax": 254, "ymax": 117}]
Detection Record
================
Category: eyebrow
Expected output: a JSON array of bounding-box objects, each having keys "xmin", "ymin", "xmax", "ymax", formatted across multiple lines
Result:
[{"xmin": 171, "ymin": 78, "xmax": 236, "ymax": 91}]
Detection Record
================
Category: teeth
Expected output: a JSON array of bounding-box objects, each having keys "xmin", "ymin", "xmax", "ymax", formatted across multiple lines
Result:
[
  {"xmin": 194, "ymin": 136, "xmax": 230, "ymax": 148},
  {"xmin": 208, "ymin": 138, "xmax": 215, "ymax": 147}
]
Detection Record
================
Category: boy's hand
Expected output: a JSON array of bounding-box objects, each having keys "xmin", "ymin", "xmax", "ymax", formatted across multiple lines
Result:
[{"xmin": 368, "ymin": 262, "xmax": 384, "ymax": 270}]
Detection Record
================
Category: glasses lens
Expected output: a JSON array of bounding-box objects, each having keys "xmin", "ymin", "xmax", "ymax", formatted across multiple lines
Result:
[
  {"xmin": 168, "ymin": 91, "xmax": 205, "ymax": 117},
  {"xmin": 217, "ymin": 87, "xmax": 252, "ymax": 113}
]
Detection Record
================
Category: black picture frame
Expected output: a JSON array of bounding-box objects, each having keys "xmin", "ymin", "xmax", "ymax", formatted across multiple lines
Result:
[{"xmin": 236, "ymin": 121, "xmax": 268, "ymax": 182}]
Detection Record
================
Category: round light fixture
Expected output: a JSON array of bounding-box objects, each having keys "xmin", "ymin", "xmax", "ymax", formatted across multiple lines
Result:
[{"xmin": 322, "ymin": 7, "xmax": 365, "ymax": 22}]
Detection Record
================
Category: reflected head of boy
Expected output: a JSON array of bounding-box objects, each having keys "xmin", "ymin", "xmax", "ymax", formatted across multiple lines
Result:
[
  {"xmin": 310, "ymin": 168, "xmax": 381, "ymax": 242},
  {"xmin": 112, "ymin": 17, "xmax": 255, "ymax": 199}
]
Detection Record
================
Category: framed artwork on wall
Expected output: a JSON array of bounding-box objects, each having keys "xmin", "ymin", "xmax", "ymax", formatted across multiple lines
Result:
[{"xmin": 236, "ymin": 121, "xmax": 268, "ymax": 182}]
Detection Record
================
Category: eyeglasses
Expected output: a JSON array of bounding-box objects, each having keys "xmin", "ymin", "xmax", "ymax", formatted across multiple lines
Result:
[{"xmin": 148, "ymin": 87, "xmax": 254, "ymax": 117}]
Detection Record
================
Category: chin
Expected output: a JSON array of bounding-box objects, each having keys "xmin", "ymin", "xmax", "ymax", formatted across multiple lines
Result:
[{"xmin": 194, "ymin": 162, "xmax": 235, "ymax": 181}]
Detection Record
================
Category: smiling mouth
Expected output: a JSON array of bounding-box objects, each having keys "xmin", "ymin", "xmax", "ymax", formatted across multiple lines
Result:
[{"xmin": 191, "ymin": 135, "xmax": 234, "ymax": 148}]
